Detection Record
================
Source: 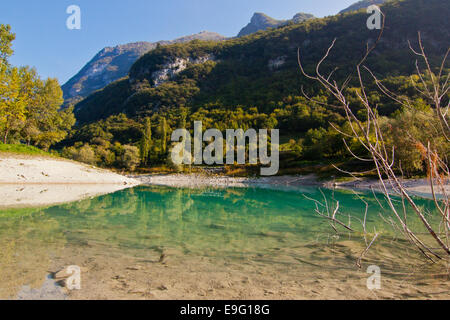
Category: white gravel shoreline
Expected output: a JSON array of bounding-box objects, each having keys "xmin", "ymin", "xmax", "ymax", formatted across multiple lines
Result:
[{"xmin": 0, "ymin": 154, "xmax": 141, "ymax": 208}]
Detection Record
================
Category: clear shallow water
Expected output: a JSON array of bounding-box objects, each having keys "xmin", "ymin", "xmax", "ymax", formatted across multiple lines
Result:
[{"xmin": 0, "ymin": 185, "xmax": 448, "ymax": 299}]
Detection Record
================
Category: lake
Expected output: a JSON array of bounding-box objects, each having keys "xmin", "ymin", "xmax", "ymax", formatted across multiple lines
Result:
[{"xmin": 0, "ymin": 185, "xmax": 448, "ymax": 299}]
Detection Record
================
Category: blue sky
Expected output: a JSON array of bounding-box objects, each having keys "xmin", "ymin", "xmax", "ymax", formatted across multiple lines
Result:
[{"xmin": 0, "ymin": 0, "xmax": 356, "ymax": 84}]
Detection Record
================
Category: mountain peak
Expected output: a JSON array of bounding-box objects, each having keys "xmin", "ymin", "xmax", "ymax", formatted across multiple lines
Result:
[
  {"xmin": 339, "ymin": 0, "xmax": 388, "ymax": 14},
  {"xmin": 237, "ymin": 13, "xmax": 283, "ymax": 37},
  {"xmin": 238, "ymin": 11, "xmax": 314, "ymax": 37},
  {"xmin": 292, "ymin": 12, "xmax": 315, "ymax": 23},
  {"xmin": 250, "ymin": 12, "xmax": 280, "ymax": 25}
]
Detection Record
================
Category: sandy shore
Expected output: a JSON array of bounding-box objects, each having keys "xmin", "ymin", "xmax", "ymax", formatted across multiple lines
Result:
[
  {"xmin": 134, "ymin": 174, "xmax": 449, "ymax": 197},
  {"xmin": 0, "ymin": 154, "xmax": 140, "ymax": 208}
]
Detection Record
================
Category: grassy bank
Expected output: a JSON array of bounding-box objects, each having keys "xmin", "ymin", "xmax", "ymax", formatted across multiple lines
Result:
[{"xmin": 0, "ymin": 144, "xmax": 57, "ymax": 158}]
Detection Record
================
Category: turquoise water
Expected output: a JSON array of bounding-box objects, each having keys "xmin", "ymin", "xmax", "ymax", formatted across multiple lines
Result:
[{"xmin": 0, "ymin": 185, "xmax": 448, "ymax": 299}]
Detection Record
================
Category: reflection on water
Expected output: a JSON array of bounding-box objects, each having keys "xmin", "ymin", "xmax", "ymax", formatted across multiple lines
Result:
[
  {"xmin": 0, "ymin": 184, "xmax": 136, "ymax": 209},
  {"xmin": 0, "ymin": 185, "xmax": 448, "ymax": 299}
]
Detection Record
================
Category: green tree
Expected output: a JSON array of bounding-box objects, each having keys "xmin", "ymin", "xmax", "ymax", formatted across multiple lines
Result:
[
  {"xmin": 63, "ymin": 144, "xmax": 97, "ymax": 165},
  {"xmin": 117, "ymin": 144, "xmax": 140, "ymax": 171},
  {"xmin": 382, "ymin": 108, "xmax": 449, "ymax": 176},
  {"xmin": 0, "ymin": 67, "xmax": 29, "ymax": 143},
  {"xmin": 139, "ymin": 117, "xmax": 152, "ymax": 165},
  {"xmin": 0, "ymin": 24, "xmax": 15, "ymax": 64},
  {"xmin": 25, "ymin": 77, "xmax": 75, "ymax": 150},
  {"xmin": 160, "ymin": 116, "xmax": 167, "ymax": 154},
  {"xmin": 0, "ymin": 24, "xmax": 18, "ymax": 143},
  {"xmin": 0, "ymin": 24, "xmax": 74, "ymax": 148}
]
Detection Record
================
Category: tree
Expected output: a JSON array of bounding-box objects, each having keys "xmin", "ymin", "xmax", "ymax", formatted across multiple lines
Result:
[
  {"xmin": 24, "ymin": 77, "xmax": 75, "ymax": 150},
  {"xmin": 63, "ymin": 144, "xmax": 97, "ymax": 165},
  {"xmin": 0, "ymin": 24, "xmax": 17, "ymax": 143},
  {"xmin": 160, "ymin": 116, "xmax": 167, "ymax": 154},
  {"xmin": 381, "ymin": 108, "xmax": 449, "ymax": 176},
  {"xmin": 0, "ymin": 24, "xmax": 75, "ymax": 148},
  {"xmin": 139, "ymin": 117, "xmax": 152, "ymax": 165},
  {"xmin": 0, "ymin": 67, "xmax": 29, "ymax": 143},
  {"xmin": 179, "ymin": 107, "xmax": 187, "ymax": 129},
  {"xmin": 0, "ymin": 24, "xmax": 15, "ymax": 64},
  {"xmin": 117, "ymin": 144, "xmax": 140, "ymax": 171},
  {"xmin": 298, "ymin": 31, "xmax": 450, "ymax": 259}
]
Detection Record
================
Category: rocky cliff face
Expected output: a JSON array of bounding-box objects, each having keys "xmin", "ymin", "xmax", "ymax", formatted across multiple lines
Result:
[
  {"xmin": 151, "ymin": 55, "xmax": 215, "ymax": 87},
  {"xmin": 62, "ymin": 31, "xmax": 225, "ymax": 106},
  {"xmin": 237, "ymin": 12, "xmax": 314, "ymax": 37}
]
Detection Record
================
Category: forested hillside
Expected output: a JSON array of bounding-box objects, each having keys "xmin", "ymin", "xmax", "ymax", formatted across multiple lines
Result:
[
  {"xmin": 61, "ymin": 0, "xmax": 449, "ymax": 175},
  {"xmin": 75, "ymin": 0, "xmax": 448, "ymax": 123}
]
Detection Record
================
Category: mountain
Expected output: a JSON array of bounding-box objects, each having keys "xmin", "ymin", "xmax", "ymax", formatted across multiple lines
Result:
[
  {"xmin": 62, "ymin": 31, "xmax": 226, "ymax": 106},
  {"xmin": 72, "ymin": 0, "xmax": 449, "ymax": 125},
  {"xmin": 237, "ymin": 13, "xmax": 284, "ymax": 37},
  {"xmin": 62, "ymin": 42, "xmax": 155, "ymax": 107},
  {"xmin": 292, "ymin": 13, "xmax": 315, "ymax": 23},
  {"xmin": 237, "ymin": 12, "xmax": 315, "ymax": 37},
  {"xmin": 340, "ymin": 0, "xmax": 388, "ymax": 13}
]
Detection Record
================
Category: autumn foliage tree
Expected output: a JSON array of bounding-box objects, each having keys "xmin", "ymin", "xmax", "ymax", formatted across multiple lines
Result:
[{"xmin": 0, "ymin": 24, "xmax": 75, "ymax": 149}]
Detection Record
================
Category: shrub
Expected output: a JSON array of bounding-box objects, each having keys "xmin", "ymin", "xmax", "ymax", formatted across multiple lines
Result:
[{"xmin": 116, "ymin": 145, "xmax": 140, "ymax": 171}]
